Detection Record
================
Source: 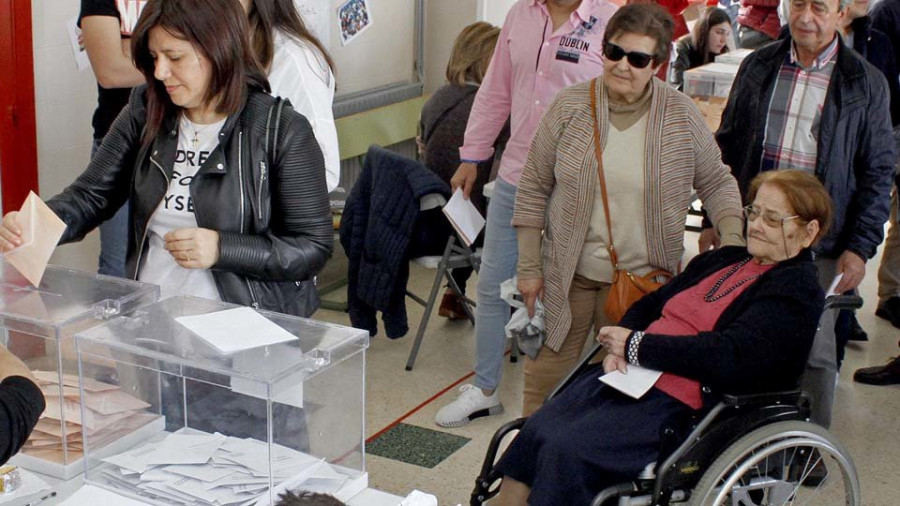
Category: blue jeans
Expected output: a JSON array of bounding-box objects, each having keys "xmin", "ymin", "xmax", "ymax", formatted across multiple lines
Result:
[
  {"xmin": 474, "ymin": 177, "xmax": 519, "ymax": 391},
  {"xmin": 92, "ymin": 138, "xmax": 130, "ymax": 278}
]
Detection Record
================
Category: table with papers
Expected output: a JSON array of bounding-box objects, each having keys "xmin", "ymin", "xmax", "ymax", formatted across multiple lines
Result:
[{"xmin": 91, "ymin": 429, "xmax": 359, "ymax": 506}]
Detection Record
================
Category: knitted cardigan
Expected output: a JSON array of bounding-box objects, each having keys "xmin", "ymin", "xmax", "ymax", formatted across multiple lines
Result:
[{"xmin": 512, "ymin": 77, "xmax": 743, "ymax": 351}]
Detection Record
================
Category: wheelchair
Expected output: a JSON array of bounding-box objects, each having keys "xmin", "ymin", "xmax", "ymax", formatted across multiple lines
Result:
[{"xmin": 470, "ymin": 296, "xmax": 863, "ymax": 506}]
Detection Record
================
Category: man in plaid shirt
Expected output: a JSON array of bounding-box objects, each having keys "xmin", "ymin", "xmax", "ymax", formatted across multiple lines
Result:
[{"xmin": 714, "ymin": 0, "xmax": 896, "ymax": 429}]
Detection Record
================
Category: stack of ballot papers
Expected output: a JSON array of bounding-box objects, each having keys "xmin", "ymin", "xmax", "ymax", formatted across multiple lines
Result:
[
  {"xmin": 96, "ymin": 429, "xmax": 352, "ymax": 505},
  {"xmin": 22, "ymin": 371, "xmax": 157, "ymax": 463}
]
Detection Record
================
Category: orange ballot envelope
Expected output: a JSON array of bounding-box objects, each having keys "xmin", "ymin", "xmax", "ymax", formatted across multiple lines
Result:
[{"xmin": 2, "ymin": 191, "xmax": 66, "ymax": 286}]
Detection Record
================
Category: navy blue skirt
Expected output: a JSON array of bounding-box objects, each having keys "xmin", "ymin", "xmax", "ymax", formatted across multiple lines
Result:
[{"xmin": 496, "ymin": 365, "xmax": 694, "ymax": 506}]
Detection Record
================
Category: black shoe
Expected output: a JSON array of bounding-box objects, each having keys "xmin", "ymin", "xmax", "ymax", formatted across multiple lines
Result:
[
  {"xmin": 854, "ymin": 356, "xmax": 900, "ymax": 385},
  {"xmin": 847, "ymin": 314, "xmax": 868, "ymax": 342},
  {"xmin": 875, "ymin": 296, "xmax": 900, "ymax": 329}
]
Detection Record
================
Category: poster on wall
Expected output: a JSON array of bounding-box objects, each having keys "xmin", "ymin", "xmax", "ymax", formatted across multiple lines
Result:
[
  {"xmin": 296, "ymin": 1, "xmax": 331, "ymax": 50},
  {"xmin": 66, "ymin": 17, "xmax": 91, "ymax": 71},
  {"xmin": 337, "ymin": 0, "xmax": 372, "ymax": 46}
]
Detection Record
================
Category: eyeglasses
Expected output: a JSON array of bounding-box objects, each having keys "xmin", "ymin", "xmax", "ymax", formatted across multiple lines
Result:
[
  {"xmin": 602, "ymin": 42, "xmax": 655, "ymax": 69},
  {"xmin": 743, "ymin": 205, "xmax": 800, "ymax": 228}
]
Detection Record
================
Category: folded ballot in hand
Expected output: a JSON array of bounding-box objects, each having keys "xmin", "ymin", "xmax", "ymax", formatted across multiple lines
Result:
[
  {"xmin": 2, "ymin": 191, "xmax": 66, "ymax": 287},
  {"xmin": 442, "ymin": 189, "xmax": 485, "ymax": 247}
]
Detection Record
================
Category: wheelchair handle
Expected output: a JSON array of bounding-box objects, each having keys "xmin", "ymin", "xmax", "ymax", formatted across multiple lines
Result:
[{"xmin": 823, "ymin": 294, "xmax": 863, "ymax": 311}]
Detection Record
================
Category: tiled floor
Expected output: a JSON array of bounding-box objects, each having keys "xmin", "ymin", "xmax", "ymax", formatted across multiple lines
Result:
[{"xmin": 314, "ymin": 234, "xmax": 900, "ymax": 505}]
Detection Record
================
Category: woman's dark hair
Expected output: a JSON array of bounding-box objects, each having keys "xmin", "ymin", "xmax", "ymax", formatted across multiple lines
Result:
[
  {"xmin": 692, "ymin": 7, "xmax": 731, "ymax": 65},
  {"xmin": 246, "ymin": 0, "xmax": 335, "ymax": 75},
  {"xmin": 747, "ymin": 170, "xmax": 834, "ymax": 244},
  {"xmin": 131, "ymin": 0, "xmax": 269, "ymax": 146},
  {"xmin": 602, "ymin": 3, "xmax": 675, "ymax": 65}
]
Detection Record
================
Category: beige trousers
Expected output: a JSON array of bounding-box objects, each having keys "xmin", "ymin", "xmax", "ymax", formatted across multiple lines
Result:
[
  {"xmin": 877, "ymin": 190, "xmax": 900, "ymax": 301},
  {"xmin": 522, "ymin": 274, "xmax": 612, "ymax": 416}
]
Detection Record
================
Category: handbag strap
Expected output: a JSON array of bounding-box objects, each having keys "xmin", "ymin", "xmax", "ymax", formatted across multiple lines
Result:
[{"xmin": 589, "ymin": 78, "xmax": 620, "ymax": 270}]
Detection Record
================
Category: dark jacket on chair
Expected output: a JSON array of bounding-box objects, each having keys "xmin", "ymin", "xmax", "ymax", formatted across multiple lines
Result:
[
  {"xmin": 716, "ymin": 36, "xmax": 895, "ymax": 260},
  {"xmin": 340, "ymin": 146, "xmax": 451, "ymax": 338}
]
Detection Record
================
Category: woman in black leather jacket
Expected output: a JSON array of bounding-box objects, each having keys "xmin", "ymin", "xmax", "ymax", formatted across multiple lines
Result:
[{"xmin": 0, "ymin": 0, "xmax": 332, "ymax": 317}]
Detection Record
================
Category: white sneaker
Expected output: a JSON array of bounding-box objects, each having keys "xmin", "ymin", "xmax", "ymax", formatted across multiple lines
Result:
[{"xmin": 434, "ymin": 384, "xmax": 504, "ymax": 428}]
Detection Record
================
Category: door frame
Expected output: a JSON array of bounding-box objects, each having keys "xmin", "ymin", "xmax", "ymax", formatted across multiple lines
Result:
[{"xmin": 0, "ymin": 0, "xmax": 39, "ymax": 213}]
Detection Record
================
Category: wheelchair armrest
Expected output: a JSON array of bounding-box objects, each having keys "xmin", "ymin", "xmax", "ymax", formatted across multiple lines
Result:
[
  {"xmin": 823, "ymin": 295, "xmax": 863, "ymax": 311},
  {"xmin": 722, "ymin": 390, "xmax": 802, "ymax": 408}
]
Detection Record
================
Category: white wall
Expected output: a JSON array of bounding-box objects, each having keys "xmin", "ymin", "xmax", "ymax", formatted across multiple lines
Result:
[
  {"xmin": 425, "ymin": 0, "xmax": 479, "ymax": 94},
  {"xmin": 477, "ymin": 0, "xmax": 518, "ymax": 25},
  {"xmin": 32, "ymin": 0, "xmax": 101, "ymax": 272}
]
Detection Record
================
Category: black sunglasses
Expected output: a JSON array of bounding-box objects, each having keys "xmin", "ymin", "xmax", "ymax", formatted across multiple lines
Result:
[{"xmin": 602, "ymin": 42, "xmax": 655, "ymax": 69}]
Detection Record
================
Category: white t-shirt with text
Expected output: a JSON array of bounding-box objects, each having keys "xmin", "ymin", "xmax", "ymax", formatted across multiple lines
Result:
[{"xmin": 138, "ymin": 114, "xmax": 227, "ymax": 301}]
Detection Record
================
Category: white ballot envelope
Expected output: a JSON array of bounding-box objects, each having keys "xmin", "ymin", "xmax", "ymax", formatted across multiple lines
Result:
[
  {"xmin": 442, "ymin": 188, "xmax": 486, "ymax": 247},
  {"xmin": 599, "ymin": 365, "xmax": 664, "ymax": 399}
]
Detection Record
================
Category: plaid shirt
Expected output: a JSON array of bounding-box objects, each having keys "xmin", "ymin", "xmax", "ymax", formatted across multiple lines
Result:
[{"xmin": 761, "ymin": 36, "xmax": 840, "ymax": 173}]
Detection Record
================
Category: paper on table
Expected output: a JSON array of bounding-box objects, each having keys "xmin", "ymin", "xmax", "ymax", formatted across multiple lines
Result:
[
  {"xmin": 143, "ymin": 433, "xmax": 227, "ymax": 465},
  {"xmin": 2, "ymin": 191, "xmax": 67, "ymax": 286},
  {"xmin": 599, "ymin": 365, "xmax": 663, "ymax": 399},
  {"xmin": 441, "ymin": 188, "xmax": 486, "ymax": 247},
  {"xmin": 59, "ymin": 484, "xmax": 155, "ymax": 505},
  {"xmin": 826, "ymin": 273, "xmax": 844, "ymax": 297},
  {"xmin": 175, "ymin": 306, "xmax": 297, "ymax": 354},
  {"xmin": 165, "ymin": 464, "xmax": 238, "ymax": 483}
]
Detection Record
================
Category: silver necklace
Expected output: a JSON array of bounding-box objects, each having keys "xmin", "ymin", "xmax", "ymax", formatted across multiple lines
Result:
[
  {"xmin": 182, "ymin": 115, "xmax": 213, "ymax": 148},
  {"xmin": 704, "ymin": 258, "xmax": 763, "ymax": 303}
]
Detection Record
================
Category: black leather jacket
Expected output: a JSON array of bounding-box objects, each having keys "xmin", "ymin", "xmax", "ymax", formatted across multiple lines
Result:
[{"xmin": 47, "ymin": 85, "xmax": 333, "ymax": 316}]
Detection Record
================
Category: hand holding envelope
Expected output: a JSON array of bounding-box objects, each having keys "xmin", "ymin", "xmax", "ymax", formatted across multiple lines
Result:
[{"xmin": 0, "ymin": 191, "xmax": 67, "ymax": 286}]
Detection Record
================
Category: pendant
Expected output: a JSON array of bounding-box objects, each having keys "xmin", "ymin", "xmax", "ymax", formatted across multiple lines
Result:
[{"xmin": 191, "ymin": 135, "xmax": 199, "ymax": 148}]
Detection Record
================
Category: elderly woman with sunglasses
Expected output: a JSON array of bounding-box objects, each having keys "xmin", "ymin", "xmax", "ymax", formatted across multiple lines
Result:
[
  {"xmin": 496, "ymin": 170, "xmax": 832, "ymax": 506},
  {"xmin": 512, "ymin": 3, "xmax": 744, "ymax": 416}
]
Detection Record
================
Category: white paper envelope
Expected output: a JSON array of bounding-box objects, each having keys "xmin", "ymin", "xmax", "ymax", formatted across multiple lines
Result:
[
  {"xmin": 442, "ymin": 188, "xmax": 486, "ymax": 246},
  {"xmin": 599, "ymin": 365, "xmax": 664, "ymax": 399},
  {"xmin": 2, "ymin": 191, "xmax": 67, "ymax": 286},
  {"xmin": 175, "ymin": 306, "xmax": 297, "ymax": 354}
]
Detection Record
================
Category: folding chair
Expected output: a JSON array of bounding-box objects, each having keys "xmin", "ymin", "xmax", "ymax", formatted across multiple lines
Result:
[{"xmin": 405, "ymin": 228, "xmax": 482, "ymax": 371}]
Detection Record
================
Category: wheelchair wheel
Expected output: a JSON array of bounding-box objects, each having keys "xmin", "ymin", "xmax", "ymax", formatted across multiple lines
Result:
[{"xmin": 687, "ymin": 421, "xmax": 860, "ymax": 506}]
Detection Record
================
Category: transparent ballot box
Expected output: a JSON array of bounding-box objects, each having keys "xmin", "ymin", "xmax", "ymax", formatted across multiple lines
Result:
[
  {"xmin": 74, "ymin": 296, "xmax": 370, "ymax": 506},
  {"xmin": 683, "ymin": 62, "xmax": 739, "ymax": 99},
  {"xmin": 682, "ymin": 62, "xmax": 740, "ymax": 132},
  {"xmin": 714, "ymin": 48, "xmax": 754, "ymax": 65},
  {"xmin": 0, "ymin": 259, "xmax": 160, "ymax": 479}
]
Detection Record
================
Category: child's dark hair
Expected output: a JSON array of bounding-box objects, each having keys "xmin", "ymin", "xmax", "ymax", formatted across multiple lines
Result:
[{"xmin": 275, "ymin": 490, "xmax": 346, "ymax": 506}]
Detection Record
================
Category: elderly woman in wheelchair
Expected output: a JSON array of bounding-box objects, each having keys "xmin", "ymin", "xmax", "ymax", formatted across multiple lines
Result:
[{"xmin": 485, "ymin": 171, "xmax": 860, "ymax": 506}]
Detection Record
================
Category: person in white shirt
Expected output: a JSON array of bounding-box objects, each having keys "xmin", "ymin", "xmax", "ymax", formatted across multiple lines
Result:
[{"xmin": 240, "ymin": 0, "xmax": 340, "ymax": 192}]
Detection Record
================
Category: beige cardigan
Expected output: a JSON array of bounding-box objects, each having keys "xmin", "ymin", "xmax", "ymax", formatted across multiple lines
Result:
[{"xmin": 512, "ymin": 77, "xmax": 743, "ymax": 352}]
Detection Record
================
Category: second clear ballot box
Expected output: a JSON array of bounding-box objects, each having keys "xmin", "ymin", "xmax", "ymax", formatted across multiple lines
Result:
[{"xmin": 74, "ymin": 296, "xmax": 370, "ymax": 505}]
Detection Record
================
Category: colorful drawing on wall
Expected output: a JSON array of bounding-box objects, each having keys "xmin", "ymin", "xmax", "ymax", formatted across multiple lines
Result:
[{"xmin": 337, "ymin": 0, "xmax": 372, "ymax": 46}]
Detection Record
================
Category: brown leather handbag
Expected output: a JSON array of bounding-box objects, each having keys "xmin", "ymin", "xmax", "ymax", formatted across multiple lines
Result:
[{"xmin": 589, "ymin": 78, "xmax": 672, "ymax": 323}]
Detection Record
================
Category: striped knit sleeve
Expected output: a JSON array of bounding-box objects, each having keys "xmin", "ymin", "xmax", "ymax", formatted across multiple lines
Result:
[{"xmin": 511, "ymin": 91, "xmax": 566, "ymax": 229}]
